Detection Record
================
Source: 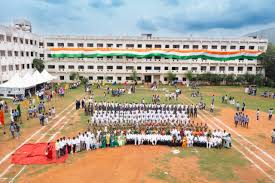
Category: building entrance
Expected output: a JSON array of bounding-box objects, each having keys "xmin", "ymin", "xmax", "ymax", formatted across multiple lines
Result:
[{"xmin": 144, "ymin": 75, "xmax": 152, "ymax": 83}]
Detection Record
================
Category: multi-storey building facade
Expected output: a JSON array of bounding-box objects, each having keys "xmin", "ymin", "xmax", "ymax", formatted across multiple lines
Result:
[{"xmin": 0, "ymin": 21, "xmax": 268, "ymax": 84}]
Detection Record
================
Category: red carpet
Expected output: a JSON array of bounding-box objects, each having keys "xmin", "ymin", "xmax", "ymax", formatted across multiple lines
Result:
[{"xmin": 11, "ymin": 142, "xmax": 68, "ymax": 165}]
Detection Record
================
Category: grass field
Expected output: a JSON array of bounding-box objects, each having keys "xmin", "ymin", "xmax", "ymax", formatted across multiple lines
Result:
[{"xmin": 1, "ymin": 84, "xmax": 274, "ymax": 183}]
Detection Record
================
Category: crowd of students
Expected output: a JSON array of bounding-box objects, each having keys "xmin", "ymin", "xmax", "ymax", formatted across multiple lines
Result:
[{"xmin": 53, "ymin": 126, "xmax": 232, "ymax": 159}]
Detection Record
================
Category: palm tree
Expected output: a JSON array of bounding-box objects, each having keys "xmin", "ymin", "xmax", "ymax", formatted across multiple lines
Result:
[{"xmin": 130, "ymin": 69, "xmax": 138, "ymax": 82}]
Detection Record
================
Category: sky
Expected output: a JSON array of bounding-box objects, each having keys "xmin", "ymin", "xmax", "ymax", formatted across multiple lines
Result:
[{"xmin": 0, "ymin": 0, "xmax": 275, "ymax": 37}]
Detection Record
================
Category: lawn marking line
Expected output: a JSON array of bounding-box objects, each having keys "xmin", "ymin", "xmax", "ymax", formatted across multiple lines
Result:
[
  {"xmin": 199, "ymin": 109, "xmax": 275, "ymax": 171},
  {"xmin": 197, "ymin": 111, "xmax": 275, "ymax": 182},
  {"xmin": 181, "ymin": 95, "xmax": 275, "ymax": 164},
  {"xmin": 0, "ymin": 164, "xmax": 13, "ymax": 178},
  {"xmin": 8, "ymin": 165, "xmax": 25, "ymax": 183},
  {"xmin": 0, "ymin": 102, "xmax": 74, "ymax": 166},
  {"xmin": 201, "ymin": 110, "xmax": 275, "ymax": 170},
  {"xmin": 5, "ymin": 96, "xmax": 85, "ymax": 183}
]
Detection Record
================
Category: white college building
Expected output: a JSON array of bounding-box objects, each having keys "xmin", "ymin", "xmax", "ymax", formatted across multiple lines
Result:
[{"xmin": 0, "ymin": 20, "xmax": 268, "ymax": 84}]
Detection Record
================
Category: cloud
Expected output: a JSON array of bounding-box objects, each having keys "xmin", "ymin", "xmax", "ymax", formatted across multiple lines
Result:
[
  {"xmin": 152, "ymin": 0, "xmax": 275, "ymax": 33},
  {"xmin": 42, "ymin": 0, "xmax": 68, "ymax": 5},
  {"xmin": 161, "ymin": 0, "xmax": 179, "ymax": 6},
  {"xmin": 136, "ymin": 18, "xmax": 157, "ymax": 32},
  {"xmin": 88, "ymin": 0, "xmax": 124, "ymax": 9}
]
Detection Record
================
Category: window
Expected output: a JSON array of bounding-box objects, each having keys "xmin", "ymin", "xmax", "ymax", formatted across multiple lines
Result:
[
  {"xmin": 107, "ymin": 43, "xmax": 113, "ymax": 48},
  {"xmin": 228, "ymin": 67, "xmax": 234, "ymax": 71},
  {"xmin": 20, "ymin": 38, "xmax": 24, "ymax": 44},
  {"xmin": 106, "ymin": 76, "xmax": 113, "ymax": 80},
  {"xmin": 201, "ymin": 66, "xmax": 207, "ymax": 71},
  {"xmin": 9, "ymin": 65, "xmax": 13, "ymax": 71},
  {"xmin": 87, "ymin": 43, "xmax": 93, "ymax": 47},
  {"xmin": 240, "ymin": 46, "xmax": 245, "ymax": 50},
  {"xmin": 97, "ymin": 66, "xmax": 103, "ymax": 70},
  {"xmin": 48, "ymin": 65, "xmax": 55, "ymax": 69},
  {"xmin": 77, "ymin": 43, "xmax": 84, "ymax": 47},
  {"xmin": 67, "ymin": 43, "xmax": 74, "ymax": 47},
  {"xmin": 173, "ymin": 45, "xmax": 180, "ymax": 49},
  {"xmin": 211, "ymin": 45, "xmax": 218, "ymax": 49},
  {"xmin": 183, "ymin": 45, "xmax": 189, "ymax": 49},
  {"xmin": 247, "ymin": 67, "xmax": 253, "ymax": 71},
  {"xmin": 172, "ymin": 67, "xmax": 178, "ymax": 71},
  {"xmin": 97, "ymin": 76, "xmax": 104, "ymax": 80},
  {"xmin": 137, "ymin": 44, "xmax": 142, "ymax": 48},
  {"xmin": 155, "ymin": 44, "xmax": 161, "ymax": 48},
  {"xmin": 88, "ymin": 65, "xmax": 93, "ymax": 69},
  {"xmin": 15, "ymin": 65, "xmax": 19, "ymax": 70},
  {"xmin": 39, "ymin": 54, "xmax": 44, "ymax": 58},
  {"xmin": 0, "ymin": 34, "xmax": 4, "ymax": 41},
  {"xmin": 8, "ymin": 51, "xmax": 12, "ymax": 57},
  {"xmin": 31, "ymin": 52, "xmax": 34, "ymax": 57},
  {"xmin": 60, "ymin": 76, "xmax": 64, "ymax": 80},
  {"xmin": 249, "ymin": 46, "xmax": 255, "ymax": 50},
  {"xmin": 202, "ymin": 45, "xmax": 208, "ymax": 49},
  {"xmin": 155, "ymin": 56, "xmax": 161, "ymax": 59},
  {"xmin": 1, "ymin": 66, "xmax": 6, "ymax": 72},
  {"xmin": 21, "ymin": 64, "xmax": 25, "ymax": 69},
  {"xmin": 258, "ymin": 46, "xmax": 265, "ymax": 51},
  {"xmin": 191, "ymin": 67, "xmax": 197, "ymax": 71},
  {"xmin": 116, "ymin": 66, "xmax": 123, "ymax": 70},
  {"xmin": 26, "ymin": 52, "xmax": 29, "ymax": 57},
  {"xmin": 47, "ymin": 42, "xmax": 54, "ymax": 47},
  {"xmin": 97, "ymin": 43, "xmax": 103, "ymax": 47},
  {"xmin": 165, "ymin": 45, "xmax": 170, "ymax": 49},
  {"xmin": 146, "ymin": 44, "xmax": 152, "ymax": 48},
  {"xmin": 30, "ymin": 40, "xmax": 33, "ymax": 45},
  {"xmin": 14, "ymin": 51, "xmax": 18, "ymax": 57},
  {"xmin": 182, "ymin": 67, "xmax": 188, "ymax": 71},
  {"xmin": 219, "ymin": 66, "xmax": 225, "ymax": 71},
  {"xmin": 27, "ymin": 64, "xmax": 30, "ymax": 69},
  {"xmin": 78, "ymin": 65, "xmax": 84, "ymax": 70},
  {"xmin": 13, "ymin": 37, "xmax": 18, "ymax": 43},
  {"xmin": 21, "ymin": 51, "xmax": 24, "ymax": 57},
  {"xmin": 47, "ymin": 54, "xmax": 51, "ymax": 58},
  {"xmin": 221, "ymin": 45, "xmax": 227, "ymax": 50},
  {"xmin": 58, "ymin": 43, "xmax": 64, "ymax": 47},
  {"xmin": 126, "ymin": 44, "xmax": 134, "ymax": 48},
  {"xmin": 126, "ymin": 66, "xmax": 134, "ymax": 70},
  {"xmin": 88, "ymin": 76, "xmax": 93, "ymax": 80},
  {"xmin": 145, "ymin": 66, "xmax": 152, "ymax": 70},
  {"xmin": 154, "ymin": 67, "xmax": 161, "ymax": 70},
  {"xmin": 69, "ymin": 75, "xmax": 74, "ymax": 80},
  {"xmin": 117, "ymin": 76, "xmax": 122, "ymax": 81},
  {"xmin": 0, "ymin": 50, "xmax": 5, "ymax": 56},
  {"xmin": 164, "ymin": 66, "xmax": 169, "ymax": 70},
  {"xmin": 106, "ymin": 56, "xmax": 112, "ymax": 60},
  {"xmin": 116, "ymin": 44, "xmax": 123, "ymax": 48},
  {"xmin": 6, "ymin": 36, "xmax": 12, "ymax": 42},
  {"xmin": 192, "ymin": 45, "xmax": 199, "ymax": 49},
  {"xmin": 68, "ymin": 65, "xmax": 74, "ymax": 69},
  {"xmin": 39, "ymin": 42, "xmax": 44, "ymax": 47},
  {"xmin": 210, "ymin": 66, "xmax": 216, "ymax": 71},
  {"xmin": 238, "ymin": 67, "xmax": 243, "ymax": 72},
  {"xmin": 59, "ymin": 65, "xmax": 65, "ymax": 69},
  {"xmin": 107, "ymin": 66, "xmax": 113, "ymax": 70},
  {"xmin": 116, "ymin": 56, "xmax": 123, "ymax": 59},
  {"xmin": 126, "ymin": 77, "xmax": 132, "ymax": 80},
  {"xmin": 230, "ymin": 45, "xmax": 236, "ymax": 50},
  {"xmin": 137, "ymin": 66, "xmax": 142, "ymax": 70}
]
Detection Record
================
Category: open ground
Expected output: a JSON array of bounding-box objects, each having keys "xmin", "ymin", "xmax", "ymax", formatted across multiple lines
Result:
[{"xmin": 0, "ymin": 84, "xmax": 274, "ymax": 183}]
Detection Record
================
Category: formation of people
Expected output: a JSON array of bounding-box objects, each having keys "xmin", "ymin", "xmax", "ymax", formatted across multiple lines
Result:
[{"xmin": 52, "ymin": 125, "xmax": 232, "ymax": 160}]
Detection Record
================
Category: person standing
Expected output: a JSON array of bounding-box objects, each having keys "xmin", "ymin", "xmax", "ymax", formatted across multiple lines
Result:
[
  {"xmin": 9, "ymin": 122, "xmax": 15, "ymax": 139},
  {"xmin": 256, "ymin": 109, "xmax": 260, "ymax": 121},
  {"xmin": 272, "ymin": 129, "xmax": 275, "ymax": 144},
  {"xmin": 268, "ymin": 108, "xmax": 273, "ymax": 120},
  {"xmin": 236, "ymin": 102, "xmax": 240, "ymax": 111}
]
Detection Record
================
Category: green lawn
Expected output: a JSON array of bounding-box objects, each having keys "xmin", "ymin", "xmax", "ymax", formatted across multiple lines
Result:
[{"xmin": 181, "ymin": 86, "xmax": 274, "ymax": 112}]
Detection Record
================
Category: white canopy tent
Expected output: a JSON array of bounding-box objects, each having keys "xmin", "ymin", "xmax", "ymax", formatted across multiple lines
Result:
[
  {"xmin": 41, "ymin": 69, "xmax": 57, "ymax": 81},
  {"xmin": 32, "ymin": 70, "xmax": 49, "ymax": 84}
]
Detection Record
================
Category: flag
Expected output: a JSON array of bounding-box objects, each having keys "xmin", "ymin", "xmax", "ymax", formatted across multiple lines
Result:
[{"xmin": 0, "ymin": 110, "xmax": 4, "ymax": 125}]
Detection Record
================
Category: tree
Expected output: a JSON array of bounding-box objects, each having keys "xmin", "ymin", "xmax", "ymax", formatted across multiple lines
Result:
[
  {"xmin": 69, "ymin": 72, "xmax": 79, "ymax": 81},
  {"xmin": 186, "ymin": 71, "xmax": 193, "ymax": 82},
  {"xmin": 225, "ymin": 74, "xmax": 235, "ymax": 85},
  {"xmin": 130, "ymin": 69, "xmax": 138, "ymax": 82},
  {"xmin": 258, "ymin": 43, "xmax": 275, "ymax": 81},
  {"xmin": 32, "ymin": 59, "xmax": 44, "ymax": 72},
  {"xmin": 166, "ymin": 71, "xmax": 177, "ymax": 84},
  {"xmin": 80, "ymin": 77, "xmax": 89, "ymax": 85}
]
